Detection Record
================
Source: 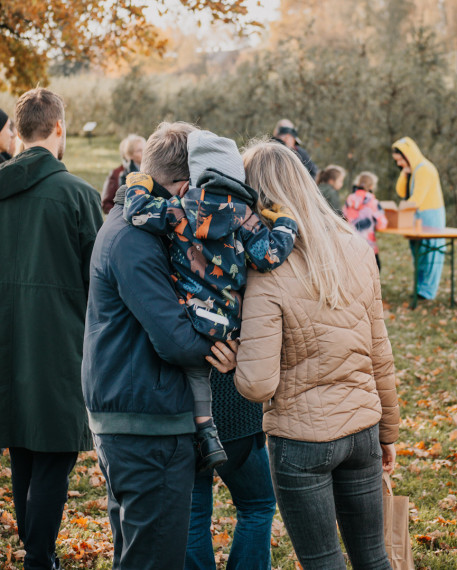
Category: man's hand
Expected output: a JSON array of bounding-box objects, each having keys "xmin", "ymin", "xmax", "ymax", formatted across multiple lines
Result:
[
  {"xmin": 206, "ymin": 340, "xmax": 238, "ymax": 373},
  {"xmin": 381, "ymin": 443, "xmax": 396, "ymax": 474}
]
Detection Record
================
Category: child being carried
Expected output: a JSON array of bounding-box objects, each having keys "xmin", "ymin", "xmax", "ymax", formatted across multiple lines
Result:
[{"xmin": 124, "ymin": 130, "xmax": 298, "ymax": 471}]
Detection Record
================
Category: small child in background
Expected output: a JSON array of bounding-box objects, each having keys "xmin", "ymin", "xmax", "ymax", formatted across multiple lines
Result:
[
  {"xmin": 316, "ymin": 164, "xmax": 346, "ymax": 217},
  {"xmin": 124, "ymin": 130, "xmax": 298, "ymax": 471},
  {"xmin": 343, "ymin": 171, "xmax": 387, "ymax": 270}
]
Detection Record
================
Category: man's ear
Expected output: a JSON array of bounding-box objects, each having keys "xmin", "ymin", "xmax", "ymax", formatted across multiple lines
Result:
[
  {"xmin": 178, "ymin": 180, "xmax": 190, "ymax": 198},
  {"xmin": 55, "ymin": 119, "xmax": 64, "ymax": 138}
]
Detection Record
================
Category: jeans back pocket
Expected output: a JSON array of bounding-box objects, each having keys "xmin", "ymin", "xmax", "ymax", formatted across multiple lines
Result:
[
  {"xmin": 368, "ymin": 424, "xmax": 382, "ymax": 459},
  {"xmin": 280, "ymin": 438, "xmax": 334, "ymax": 473}
]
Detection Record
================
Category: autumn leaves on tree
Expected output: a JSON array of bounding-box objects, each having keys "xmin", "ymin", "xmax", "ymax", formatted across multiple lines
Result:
[{"xmin": 0, "ymin": 0, "xmax": 252, "ymax": 93}]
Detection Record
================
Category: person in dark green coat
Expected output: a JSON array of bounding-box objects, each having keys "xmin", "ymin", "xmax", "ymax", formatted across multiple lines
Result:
[{"xmin": 0, "ymin": 88, "xmax": 103, "ymax": 570}]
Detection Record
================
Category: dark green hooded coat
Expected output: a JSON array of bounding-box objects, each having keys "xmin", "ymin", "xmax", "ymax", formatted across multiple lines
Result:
[{"xmin": 0, "ymin": 147, "xmax": 103, "ymax": 452}]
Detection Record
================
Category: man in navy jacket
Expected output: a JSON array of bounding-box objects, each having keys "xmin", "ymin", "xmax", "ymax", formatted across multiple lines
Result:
[{"xmin": 82, "ymin": 121, "xmax": 235, "ymax": 570}]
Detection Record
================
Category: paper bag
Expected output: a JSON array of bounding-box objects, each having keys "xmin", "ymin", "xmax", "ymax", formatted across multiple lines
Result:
[{"xmin": 382, "ymin": 471, "xmax": 414, "ymax": 570}]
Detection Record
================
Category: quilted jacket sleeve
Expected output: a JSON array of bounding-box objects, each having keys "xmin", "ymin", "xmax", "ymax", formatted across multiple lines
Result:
[
  {"xmin": 370, "ymin": 257, "xmax": 400, "ymax": 443},
  {"xmin": 234, "ymin": 270, "xmax": 283, "ymax": 402}
]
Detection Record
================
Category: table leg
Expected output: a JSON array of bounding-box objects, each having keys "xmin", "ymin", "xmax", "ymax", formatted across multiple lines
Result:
[
  {"xmin": 451, "ymin": 239, "xmax": 455, "ymax": 308},
  {"xmin": 411, "ymin": 240, "xmax": 420, "ymax": 310}
]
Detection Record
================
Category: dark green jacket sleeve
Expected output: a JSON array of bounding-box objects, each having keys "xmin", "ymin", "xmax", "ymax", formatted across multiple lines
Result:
[{"xmin": 79, "ymin": 188, "xmax": 104, "ymax": 296}]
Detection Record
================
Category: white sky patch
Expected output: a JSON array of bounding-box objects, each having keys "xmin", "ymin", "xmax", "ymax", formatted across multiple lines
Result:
[{"xmin": 144, "ymin": 0, "xmax": 280, "ymax": 49}]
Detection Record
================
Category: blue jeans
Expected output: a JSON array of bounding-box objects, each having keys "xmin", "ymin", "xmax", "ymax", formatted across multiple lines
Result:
[
  {"xmin": 269, "ymin": 425, "xmax": 391, "ymax": 570},
  {"xmin": 185, "ymin": 434, "xmax": 276, "ymax": 570},
  {"xmin": 94, "ymin": 433, "xmax": 195, "ymax": 570}
]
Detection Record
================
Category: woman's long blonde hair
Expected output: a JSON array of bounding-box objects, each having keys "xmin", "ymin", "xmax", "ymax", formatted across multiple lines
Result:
[{"xmin": 242, "ymin": 140, "xmax": 354, "ymax": 309}]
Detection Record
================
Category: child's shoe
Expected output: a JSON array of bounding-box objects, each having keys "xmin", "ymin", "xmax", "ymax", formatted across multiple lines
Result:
[{"xmin": 195, "ymin": 425, "xmax": 227, "ymax": 472}]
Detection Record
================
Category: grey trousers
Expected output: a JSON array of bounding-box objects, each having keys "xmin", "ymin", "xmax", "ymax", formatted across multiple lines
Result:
[{"xmin": 185, "ymin": 365, "xmax": 212, "ymax": 417}]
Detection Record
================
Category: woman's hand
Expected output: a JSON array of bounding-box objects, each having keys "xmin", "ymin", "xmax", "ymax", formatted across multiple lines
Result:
[
  {"xmin": 206, "ymin": 340, "xmax": 239, "ymax": 373},
  {"xmin": 381, "ymin": 443, "xmax": 396, "ymax": 474}
]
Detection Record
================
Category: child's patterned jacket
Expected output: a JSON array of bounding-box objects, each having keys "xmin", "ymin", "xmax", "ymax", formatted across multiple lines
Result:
[
  {"xmin": 124, "ymin": 168, "xmax": 297, "ymax": 341},
  {"xmin": 343, "ymin": 187, "xmax": 387, "ymax": 253}
]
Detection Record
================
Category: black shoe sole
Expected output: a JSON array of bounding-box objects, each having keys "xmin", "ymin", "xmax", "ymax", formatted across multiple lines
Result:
[{"xmin": 197, "ymin": 449, "xmax": 228, "ymax": 473}]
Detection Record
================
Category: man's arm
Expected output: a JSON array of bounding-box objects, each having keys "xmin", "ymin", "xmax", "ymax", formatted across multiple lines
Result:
[{"xmin": 110, "ymin": 227, "xmax": 212, "ymax": 368}]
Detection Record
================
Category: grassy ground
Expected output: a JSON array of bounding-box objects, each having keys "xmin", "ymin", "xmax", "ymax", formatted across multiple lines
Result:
[
  {"xmin": 1, "ymin": 137, "xmax": 457, "ymax": 568},
  {"xmin": 64, "ymin": 135, "xmax": 121, "ymax": 195}
]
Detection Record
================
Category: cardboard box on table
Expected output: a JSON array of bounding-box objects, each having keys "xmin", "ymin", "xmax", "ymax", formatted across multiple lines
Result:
[{"xmin": 380, "ymin": 201, "xmax": 417, "ymax": 229}]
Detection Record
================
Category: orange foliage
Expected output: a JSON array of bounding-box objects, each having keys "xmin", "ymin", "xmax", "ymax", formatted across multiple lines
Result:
[{"xmin": 0, "ymin": 0, "xmax": 252, "ymax": 93}]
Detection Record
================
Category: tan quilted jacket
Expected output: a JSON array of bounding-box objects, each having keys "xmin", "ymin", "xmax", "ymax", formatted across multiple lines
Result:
[{"xmin": 235, "ymin": 233, "xmax": 399, "ymax": 444}]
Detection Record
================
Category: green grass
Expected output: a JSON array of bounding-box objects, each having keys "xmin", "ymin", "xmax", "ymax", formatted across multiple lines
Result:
[
  {"xmin": 63, "ymin": 135, "xmax": 120, "ymax": 195},
  {"xmin": 1, "ymin": 137, "xmax": 457, "ymax": 568}
]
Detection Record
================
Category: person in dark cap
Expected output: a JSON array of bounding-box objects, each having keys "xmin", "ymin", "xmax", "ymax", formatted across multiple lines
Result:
[
  {"xmin": 0, "ymin": 108, "xmax": 14, "ymax": 162},
  {"xmin": 272, "ymin": 118, "xmax": 318, "ymax": 179}
]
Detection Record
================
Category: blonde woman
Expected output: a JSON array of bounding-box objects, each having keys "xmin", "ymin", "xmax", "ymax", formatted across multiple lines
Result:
[{"xmin": 235, "ymin": 141, "xmax": 400, "ymax": 570}]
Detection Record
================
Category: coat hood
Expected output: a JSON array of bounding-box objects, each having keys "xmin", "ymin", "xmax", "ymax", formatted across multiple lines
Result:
[
  {"xmin": 392, "ymin": 137, "xmax": 426, "ymax": 171},
  {"xmin": 188, "ymin": 130, "xmax": 246, "ymax": 185},
  {"xmin": 182, "ymin": 168, "xmax": 258, "ymax": 240},
  {"xmin": 0, "ymin": 147, "xmax": 67, "ymax": 200}
]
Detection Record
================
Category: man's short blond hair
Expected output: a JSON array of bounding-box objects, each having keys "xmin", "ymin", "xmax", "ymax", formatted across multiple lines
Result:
[
  {"xmin": 15, "ymin": 88, "xmax": 64, "ymax": 142},
  {"xmin": 141, "ymin": 122, "xmax": 197, "ymax": 187}
]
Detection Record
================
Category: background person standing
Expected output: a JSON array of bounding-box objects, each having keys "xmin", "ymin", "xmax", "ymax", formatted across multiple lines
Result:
[
  {"xmin": 392, "ymin": 137, "xmax": 446, "ymax": 300},
  {"xmin": 118, "ymin": 133, "xmax": 146, "ymax": 187},
  {"xmin": 272, "ymin": 118, "xmax": 318, "ymax": 179},
  {"xmin": 0, "ymin": 88, "xmax": 103, "ymax": 570},
  {"xmin": 0, "ymin": 108, "xmax": 14, "ymax": 162},
  {"xmin": 101, "ymin": 137, "xmax": 129, "ymax": 214}
]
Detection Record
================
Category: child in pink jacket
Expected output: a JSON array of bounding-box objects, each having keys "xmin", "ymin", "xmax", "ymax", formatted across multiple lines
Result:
[{"xmin": 343, "ymin": 171, "xmax": 387, "ymax": 270}]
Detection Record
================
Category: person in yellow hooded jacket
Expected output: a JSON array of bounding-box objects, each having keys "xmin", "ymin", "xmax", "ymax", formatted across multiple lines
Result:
[{"xmin": 392, "ymin": 137, "xmax": 445, "ymax": 300}]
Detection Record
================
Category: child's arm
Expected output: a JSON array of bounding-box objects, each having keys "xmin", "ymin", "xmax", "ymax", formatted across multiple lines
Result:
[
  {"xmin": 240, "ymin": 206, "xmax": 298, "ymax": 272},
  {"xmin": 123, "ymin": 173, "xmax": 185, "ymax": 235}
]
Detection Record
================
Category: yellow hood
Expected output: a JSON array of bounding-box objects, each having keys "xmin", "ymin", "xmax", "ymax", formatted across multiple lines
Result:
[{"xmin": 392, "ymin": 137, "xmax": 426, "ymax": 171}]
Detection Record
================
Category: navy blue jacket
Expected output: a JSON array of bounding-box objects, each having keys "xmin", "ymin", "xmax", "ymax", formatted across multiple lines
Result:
[{"xmin": 82, "ymin": 205, "xmax": 212, "ymax": 436}]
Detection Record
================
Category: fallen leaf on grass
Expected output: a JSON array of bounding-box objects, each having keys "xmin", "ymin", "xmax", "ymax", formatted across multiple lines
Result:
[
  {"xmin": 439, "ymin": 495, "xmax": 457, "ymax": 510},
  {"xmin": 212, "ymin": 530, "xmax": 231, "ymax": 547},
  {"xmin": 84, "ymin": 497, "xmax": 108, "ymax": 511},
  {"xmin": 272, "ymin": 518, "xmax": 286, "ymax": 537},
  {"xmin": 89, "ymin": 475, "xmax": 105, "ymax": 488},
  {"xmin": 429, "ymin": 442, "xmax": 442, "ymax": 457},
  {"xmin": 13, "ymin": 549, "xmax": 25, "ymax": 560},
  {"xmin": 1, "ymin": 510, "xmax": 16, "ymax": 529}
]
